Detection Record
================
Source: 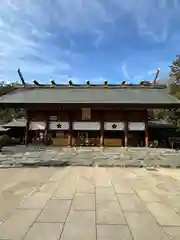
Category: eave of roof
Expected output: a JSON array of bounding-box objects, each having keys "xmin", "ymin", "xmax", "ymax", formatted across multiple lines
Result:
[
  {"xmin": 0, "ymin": 84, "xmax": 179, "ymax": 108},
  {"xmin": 0, "ymin": 126, "xmax": 9, "ymax": 131},
  {"xmin": 2, "ymin": 119, "xmax": 26, "ymax": 128}
]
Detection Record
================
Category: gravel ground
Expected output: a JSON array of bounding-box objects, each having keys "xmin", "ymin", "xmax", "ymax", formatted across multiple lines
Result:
[{"xmin": 0, "ymin": 145, "xmax": 180, "ymax": 168}]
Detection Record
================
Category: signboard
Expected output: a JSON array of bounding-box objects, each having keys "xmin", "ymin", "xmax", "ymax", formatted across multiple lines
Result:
[
  {"xmin": 49, "ymin": 121, "xmax": 69, "ymax": 130},
  {"xmin": 29, "ymin": 121, "xmax": 46, "ymax": 130},
  {"xmin": 104, "ymin": 122, "xmax": 124, "ymax": 130},
  {"xmin": 49, "ymin": 116, "xmax": 58, "ymax": 121},
  {"xmin": 82, "ymin": 108, "xmax": 91, "ymax": 120},
  {"xmin": 73, "ymin": 122, "xmax": 100, "ymax": 130},
  {"xmin": 128, "ymin": 122, "xmax": 145, "ymax": 131}
]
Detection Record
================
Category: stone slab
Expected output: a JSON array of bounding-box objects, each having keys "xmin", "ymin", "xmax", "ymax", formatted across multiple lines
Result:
[
  {"xmin": 0, "ymin": 209, "xmax": 40, "ymax": 239},
  {"xmin": 118, "ymin": 194, "xmax": 147, "ymax": 212},
  {"xmin": 96, "ymin": 201, "xmax": 126, "ymax": 224},
  {"xmin": 52, "ymin": 186, "xmax": 76, "ymax": 200},
  {"xmin": 24, "ymin": 222, "xmax": 63, "ymax": 240},
  {"xmin": 37, "ymin": 200, "xmax": 71, "ymax": 223},
  {"xmin": 97, "ymin": 224, "xmax": 133, "ymax": 240},
  {"xmin": 146, "ymin": 202, "xmax": 180, "ymax": 226},
  {"xmin": 162, "ymin": 227, "xmax": 180, "ymax": 240},
  {"xmin": 113, "ymin": 183, "xmax": 135, "ymax": 194},
  {"xmin": 67, "ymin": 210, "xmax": 95, "ymax": 224},
  {"xmin": 136, "ymin": 189, "xmax": 161, "ymax": 202},
  {"xmin": 125, "ymin": 211, "xmax": 168, "ymax": 240},
  {"xmin": 71, "ymin": 193, "xmax": 95, "ymax": 210},
  {"xmin": 19, "ymin": 192, "xmax": 51, "ymax": 209},
  {"xmin": 76, "ymin": 182, "xmax": 95, "ymax": 193},
  {"xmin": 60, "ymin": 222, "xmax": 96, "ymax": 240},
  {"xmin": 96, "ymin": 187, "xmax": 117, "ymax": 201}
]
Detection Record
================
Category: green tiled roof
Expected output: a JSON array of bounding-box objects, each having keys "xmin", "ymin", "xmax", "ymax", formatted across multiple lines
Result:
[{"xmin": 0, "ymin": 87, "xmax": 179, "ymax": 106}]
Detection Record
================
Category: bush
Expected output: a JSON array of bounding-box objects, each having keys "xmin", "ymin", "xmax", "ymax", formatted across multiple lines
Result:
[
  {"xmin": 0, "ymin": 135, "xmax": 12, "ymax": 146},
  {"xmin": 11, "ymin": 138, "xmax": 21, "ymax": 145},
  {"xmin": 0, "ymin": 135, "xmax": 20, "ymax": 146}
]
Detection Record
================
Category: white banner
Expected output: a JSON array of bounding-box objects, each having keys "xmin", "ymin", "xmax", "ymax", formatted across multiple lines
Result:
[
  {"xmin": 128, "ymin": 122, "xmax": 145, "ymax": 131},
  {"xmin": 104, "ymin": 122, "xmax": 124, "ymax": 130},
  {"xmin": 73, "ymin": 122, "xmax": 100, "ymax": 130},
  {"xmin": 49, "ymin": 121, "xmax": 69, "ymax": 130},
  {"xmin": 29, "ymin": 121, "xmax": 46, "ymax": 130}
]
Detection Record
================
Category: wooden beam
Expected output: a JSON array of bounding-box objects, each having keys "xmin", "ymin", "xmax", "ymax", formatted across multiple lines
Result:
[
  {"xmin": 124, "ymin": 121, "xmax": 128, "ymax": 147},
  {"xmin": 44, "ymin": 115, "xmax": 49, "ymax": 145},
  {"xmin": 25, "ymin": 111, "xmax": 30, "ymax": 145},
  {"xmin": 68, "ymin": 111, "xmax": 73, "ymax": 146},
  {"xmin": 145, "ymin": 110, "xmax": 149, "ymax": 147},
  {"xmin": 100, "ymin": 111, "xmax": 104, "ymax": 147},
  {"xmin": 124, "ymin": 111, "xmax": 128, "ymax": 147}
]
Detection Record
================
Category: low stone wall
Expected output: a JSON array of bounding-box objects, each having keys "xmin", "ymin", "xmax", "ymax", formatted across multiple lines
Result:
[{"xmin": 0, "ymin": 146, "xmax": 180, "ymax": 168}]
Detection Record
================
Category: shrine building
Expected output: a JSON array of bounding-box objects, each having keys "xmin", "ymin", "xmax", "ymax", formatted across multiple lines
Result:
[{"xmin": 0, "ymin": 80, "xmax": 179, "ymax": 147}]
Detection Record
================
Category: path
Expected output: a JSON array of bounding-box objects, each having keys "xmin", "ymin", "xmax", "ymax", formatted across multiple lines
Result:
[{"xmin": 0, "ymin": 167, "xmax": 180, "ymax": 239}]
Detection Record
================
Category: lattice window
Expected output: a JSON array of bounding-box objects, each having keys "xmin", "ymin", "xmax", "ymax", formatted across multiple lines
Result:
[{"xmin": 82, "ymin": 108, "xmax": 91, "ymax": 120}]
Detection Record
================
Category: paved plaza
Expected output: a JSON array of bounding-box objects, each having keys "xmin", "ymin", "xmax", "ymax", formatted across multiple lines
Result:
[
  {"xmin": 1, "ymin": 146, "xmax": 180, "ymax": 168},
  {"xmin": 0, "ymin": 167, "xmax": 180, "ymax": 239}
]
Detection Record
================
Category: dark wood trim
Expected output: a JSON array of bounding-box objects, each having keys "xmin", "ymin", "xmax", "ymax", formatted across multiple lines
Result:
[
  {"xmin": 145, "ymin": 110, "xmax": 149, "ymax": 147},
  {"xmin": 0, "ymin": 103, "xmax": 180, "ymax": 109},
  {"xmin": 124, "ymin": 111, "xmax": 128, "ymax": 147},
  {"xmin": 100, "ymin": 112, "xmax": 104, "ymax": 147},
  {"xmin": 124, "ymin": 122, "xmax": 128, "ymax": 147},
  {"xmin": 25, "ymin": 111, "xmax": 30, "ymax": 145},
  {"xmin": 44, "ymin": 115, "xmax": 49, "ymax": 145},
  {"xmin": 68, "ymin": 112, "xmax": 73, "ymax": 146}
]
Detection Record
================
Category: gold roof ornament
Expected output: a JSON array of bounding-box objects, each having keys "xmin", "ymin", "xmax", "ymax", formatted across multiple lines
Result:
[
  {"xmin": 50, "ymin": 79, "xmax": 55, "ymax": 87},
  {"xmin": 86, "ymin": 80, "xmax": 90, "ymax": 86},
  {"xmin": 68, "ymin": 80, "xmax": 73, "ymax": 87},
  {"xmin": 122, "ymin": 80, "xmax": 126, "ymax": 85},
  {"xmin": 104, "ymin": 80, "xmax": 108, "ymax": 87}
]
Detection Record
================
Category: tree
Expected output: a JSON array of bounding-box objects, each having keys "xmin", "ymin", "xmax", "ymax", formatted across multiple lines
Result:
[
  {"xmin": 155, "ymin": 55, "xmax": 180, "ymax": 132},
  {"xmin": 0, "ymin": 84, "xmax": 25, "ymax": 124},
  {"xmin": 169, "ymin": 54, "xmax": 180, "ymax": 83}
]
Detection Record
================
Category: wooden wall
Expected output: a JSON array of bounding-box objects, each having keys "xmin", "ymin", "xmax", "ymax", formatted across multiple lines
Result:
[
  {"xmin": 26, "ymin": 108, "xmax": 148, "ymax": 147},
  {"xmin": 27, "ymin": 109, "xmax": 147, "ymax": 122}
]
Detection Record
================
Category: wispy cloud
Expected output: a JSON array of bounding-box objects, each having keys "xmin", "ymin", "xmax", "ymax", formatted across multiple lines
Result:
[
  {"xmin": 121, "ymin": 62, "xmax": 131, "ymax": 81},
  {"xmin": 0, "ymin": 0, "xmax": 180, "ymax": 83},
  {"xmin": 93, "ymin": 30, "xmax": 104, "ymax": 49}
]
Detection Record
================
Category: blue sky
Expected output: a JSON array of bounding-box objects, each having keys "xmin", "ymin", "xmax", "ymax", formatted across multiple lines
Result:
[{"xmin": 0, "ymin": 0, "xmax": 180, "ymax": 84}]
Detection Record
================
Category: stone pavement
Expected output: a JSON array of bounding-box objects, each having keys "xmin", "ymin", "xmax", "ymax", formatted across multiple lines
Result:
[
  {"xmin": 0, "ymin": 167, "xmax": 180, "ymax": 239},
  {"xmin": 1, "ymin": 146, "xmax": 180, "ymax": 168}
]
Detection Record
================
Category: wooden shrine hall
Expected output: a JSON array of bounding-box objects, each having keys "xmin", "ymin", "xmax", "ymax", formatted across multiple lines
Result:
[{"xmin": 0, "ymin": 77, "xmax": 180, "ymax": 147}]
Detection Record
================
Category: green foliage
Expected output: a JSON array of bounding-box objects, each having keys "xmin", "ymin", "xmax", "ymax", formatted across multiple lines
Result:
[
  {"xmin": 0, "ymin": 135, "xmax": 21, "ymax": 146},
  {"xmin": 0, "ymin": 84, "xmax": 25, "ymax": 124},
  {"xmin": 156, "ymin": 55, "xmax": 180, "ymax": 131},
  {"xmin": 0, "ymin": 135, "xmax": 12, "ymax": 146},
  {"xmin": 170, "ymin": 55, "xmax": 180, "ymax": 80}
]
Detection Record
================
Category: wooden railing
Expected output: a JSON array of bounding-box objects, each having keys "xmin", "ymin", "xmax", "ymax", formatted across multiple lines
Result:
[{"xmin": 104, "ymin": 138, "xmax": 123, "ymax": 147}]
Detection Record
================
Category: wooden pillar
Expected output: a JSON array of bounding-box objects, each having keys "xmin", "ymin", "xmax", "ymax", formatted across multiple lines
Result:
[
  {"xmin": 124, "ymin": 111, "xmax": 128, "ymax": 147},
  {"xmin": 100, "ymin": 112, "xmax": 104, "ymax": 147},
  {"xmin": 124, "ymin": 121, "xmax": 128, "ymax": 147},
  {"xmin": 145, "ymin": 110, "xmax": 149, "ymax": 147},
  {"xmin": 68, "ymin": 112, "xmax": 73, "ymax": 147},
  {"xmin": 25, "ymin": 111, "xmax": 30, "ymax": 145},
  {"xmin": 44, "ymin": 115, "xmax": 49, "ymax": 145}
]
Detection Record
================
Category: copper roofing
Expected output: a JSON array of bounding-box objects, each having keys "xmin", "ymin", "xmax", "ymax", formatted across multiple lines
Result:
[{"xmin": 0, "ymin": 84, "xmax": 179, "ymax": 107}]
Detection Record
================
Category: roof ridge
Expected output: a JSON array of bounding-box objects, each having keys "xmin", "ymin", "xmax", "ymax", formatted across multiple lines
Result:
[{"xmin": 12, "ymin": 84, "xmax": 168, "ymax": 90}]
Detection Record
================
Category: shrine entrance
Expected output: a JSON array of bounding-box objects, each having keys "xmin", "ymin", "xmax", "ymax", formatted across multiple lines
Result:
[{"xmin": 73, "ymin": 131, "xmax": 100, "ymax": 146}]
